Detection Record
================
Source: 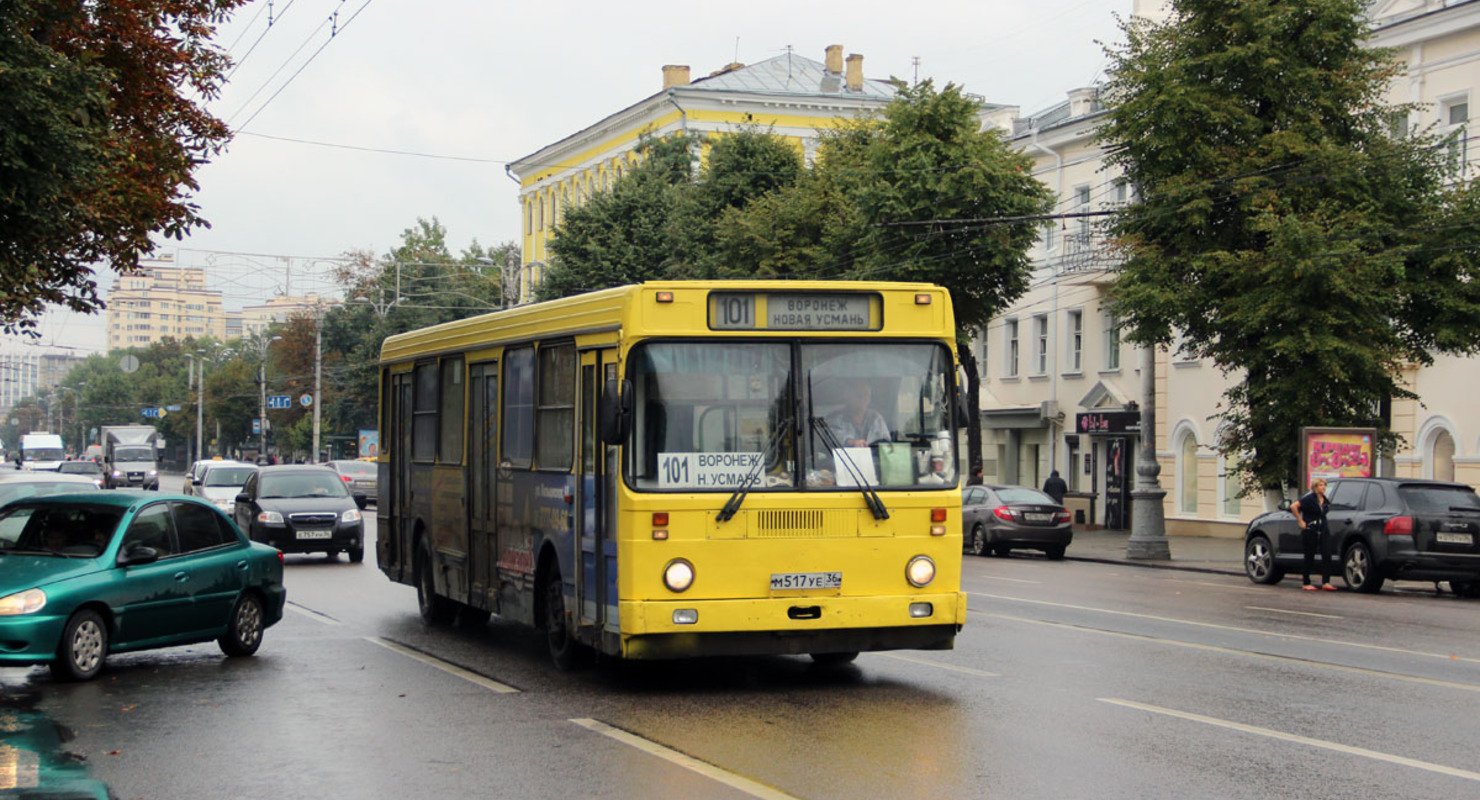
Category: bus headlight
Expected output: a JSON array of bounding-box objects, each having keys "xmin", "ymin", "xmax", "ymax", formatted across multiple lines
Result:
[
  {"xmin": 905, "ymin": 555, "xmax": 936, "ymax": 588},
  {"xmin": 662, "ymin": 559, "xmax": 694, "ymax": 593}
]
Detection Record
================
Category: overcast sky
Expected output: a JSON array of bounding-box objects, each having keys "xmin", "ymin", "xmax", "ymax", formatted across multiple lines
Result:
[{"xmin": 7, "ymin": 0, "xmax": 1130, "ymax": 353}]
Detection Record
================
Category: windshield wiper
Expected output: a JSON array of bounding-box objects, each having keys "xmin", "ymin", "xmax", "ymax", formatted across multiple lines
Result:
[
  {"xmin": 1450, "ymin": 505, "xmax": 1480, "ymax": 514},
  {"xmin": 1, "ymin": 547, "xmax": 66, "ymax": 557},
  {"xmin": 718, "ymin": 418, "xmax": 791, "ymax": 523},
  {"xmin": 809, "ymin": 416, "xmax": 889, "ymax": 521}
]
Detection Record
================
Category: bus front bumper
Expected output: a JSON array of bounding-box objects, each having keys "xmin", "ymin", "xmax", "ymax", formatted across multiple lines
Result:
[{"xmin": 617, "ymin": 591, "xmax": 966, "ymax": 660}]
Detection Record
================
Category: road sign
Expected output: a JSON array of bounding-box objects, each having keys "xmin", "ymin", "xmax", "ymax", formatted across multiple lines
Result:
[
  {"xmin": 267, "ymin": 395, "xmax": 292, "ymax": 410},
  {"xmin": 157, "ymin": 407, "xmax": 168, "ymax": 419},
  {"xmin": 252, "ymin": 418, "xmax": 261, "ymax": 434},
  {"xmin": 119, "ymin": 354, "xmax": 139, "ymax": 374},
  {"xmin": 165, "ymin": 404, "xmax": 182, "ymax": 412},
  {"xmin": 141, "ymin": 407, "xmax": 160, "ymax": 419},
  {"xmin": 299, "ymin": 393, "xmax": 313, "ymax": 407}
]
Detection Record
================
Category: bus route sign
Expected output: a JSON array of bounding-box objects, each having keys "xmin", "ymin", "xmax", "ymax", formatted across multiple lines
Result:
[
  {"xmin": 657, "ymin": 452, "xmax": 762, "ymax": 489},
  {"xmin": 709, "ymin": 293, "xmax": 880, "ymax": 332}
]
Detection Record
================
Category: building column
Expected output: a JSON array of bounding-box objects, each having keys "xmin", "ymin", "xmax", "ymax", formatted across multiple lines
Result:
[{"xmin": 1127, "ymin": 344, "xmax": 1170, "ymax": 559}]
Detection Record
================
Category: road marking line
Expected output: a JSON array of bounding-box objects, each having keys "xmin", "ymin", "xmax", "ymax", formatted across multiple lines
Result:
[
  {"xmin": 1100, "ymin": 698, "xmax": 1480, "ymax": 783},
  {"xmin": 570, "ymin": 718, "xmax": 800, "ymax": 800},
  {"xmin": 968, "ymin": 591, "xmax": 1480, "ymax": 664},
  {"xmin": 363, "ymin": 637, "xmax": 519, "ymax": 694},
  {"xmin": 285, "ymin": 602, "xmax": 341, "ymax": 625},
  {"xmin": 873, "ymin": 652, "xmax": 1000, "ymax": 677},
  {"xmin": 983, "ymin": 613, "xmax": 1480, "ymax": 694},
  {"xmin": 1162, "ymin": 577, "xmax": 1257, "ymax": 591},
  {"xmin": 1245, "ymin": 605, "xmax": 1343, "ymax": 620},
  {"xmin": 972, "ymin": 574, "xmax": 1042, "ymax": 585}
]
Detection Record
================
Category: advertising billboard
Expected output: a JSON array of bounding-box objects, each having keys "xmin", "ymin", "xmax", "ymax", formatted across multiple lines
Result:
[
  {"xmin": 1300, "ymin": 427, "xmax": 1376, "ymax": 490},
  {"xmin": 358, "ymin": 429, "xmax": 380, "ymax": 458}
]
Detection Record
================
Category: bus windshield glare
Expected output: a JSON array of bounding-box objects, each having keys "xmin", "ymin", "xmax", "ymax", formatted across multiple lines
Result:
[{"xmin": 628, "ymin": 341, "xmax": 956, "ymax": 491}]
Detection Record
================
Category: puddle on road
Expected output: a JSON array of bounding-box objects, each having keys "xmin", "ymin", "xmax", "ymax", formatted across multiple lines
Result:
[{"xmin": 0, "ymin": 681, "xmax": 112, "ymax": 799}]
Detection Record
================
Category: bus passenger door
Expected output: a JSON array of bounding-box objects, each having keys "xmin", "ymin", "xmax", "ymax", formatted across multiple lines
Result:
[
  {"xmin": 575, "ymin": 350, "xmax": 615, "ymax": 636},
  {"xmin": 467, "ymin": 362, "xmax": 499, "ymax": 613},
  {"xmin": 385, "ymin": 372, "xmax": 414, "ymax": 580}
]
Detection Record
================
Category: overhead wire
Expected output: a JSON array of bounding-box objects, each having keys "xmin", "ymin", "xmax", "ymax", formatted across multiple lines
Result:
[{"xmin": 234, "ymin": 0, "xmax": 375, "ymax": 132}]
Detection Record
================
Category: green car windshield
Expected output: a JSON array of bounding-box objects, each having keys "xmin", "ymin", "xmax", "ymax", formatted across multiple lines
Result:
[{"xmin": 0, "ymin": 504, "xmax": 125, "ymax": 558}]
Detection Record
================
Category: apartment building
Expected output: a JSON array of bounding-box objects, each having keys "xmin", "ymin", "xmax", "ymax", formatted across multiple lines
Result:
[
  {"xmin": 105, "ymin": 256, "xmax": 227, "ymax": 350},
  {"xmin": 236, "ymin": 294, "xmax": 325, "ymax": 338}
]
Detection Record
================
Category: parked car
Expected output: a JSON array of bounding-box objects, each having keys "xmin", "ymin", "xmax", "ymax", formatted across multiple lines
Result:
[
  {"xmin": 1243, "ymin": 477, "xmax": 1480, "ymax": 594},
  {"xmin": 0, "ymin": 492, "xmax": 286, "ymax": 681},
  {"xmin": 0, "ymin": 472, "xmax": 103, "ymax": 506},
  {"xmin": 55, "ymin": 460, "xmax": 105, "ymax": 489},
  {"xmin": 192, "ymin": 462, "xmax": 258, "ymax": 512},
  {"xmin": 233, "ymin": 465, "xmax": 367, "ymax": 562},
  {"xmin": 962, "ymin": 484, "xmax": 1073, "ymax": 559},
  {"xmin": 326, "ymin": 459, "xmax": 377, "ymax": 501}
]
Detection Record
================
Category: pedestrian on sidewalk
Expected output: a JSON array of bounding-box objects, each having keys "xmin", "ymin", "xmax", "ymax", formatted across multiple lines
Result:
[
  {"xmin": 1042, "ymin": 470, "xmax": 1068, "ymax": 504},
  {"xmin": 1291, "ymin": 478, "xmax": 1336, "ymax": 591}
]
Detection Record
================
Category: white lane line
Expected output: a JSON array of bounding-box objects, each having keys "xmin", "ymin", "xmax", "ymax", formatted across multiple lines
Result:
[
  {"xmin": 1246, "ymin": 605, "xmax": 1344, "ymax": 620},
  {"xmin": 1162, "ymin": 577, "xmax": 1258, "ymax": 591},
  {"xmin": 1100, "ymin": 698, "xmax": 1480, "ymax": 783},
  {"xmin": 363, "ymin": 637, "xmax": 519, "ymax": 694},
  {"xmin": 570, "ymin": 718, "xmax": 800, "ymax": 800},
  {"xmin": 983, "ymin": 613, "xmax": 1480, "ymax": 694},
  {"xmin": 873, "ymin": 652, "xmax": 1000, "ymax": 678},
  {"xmin": 285, "ymin": 602, "xmax": 341, "ymax": 625},
  {"xmin": 972, "ymin": 574, "xmax": 1042, "ymax": 585},
  {"xmin": 969, "ymin": 591, "xmax": 1480, "ymax": 664}
]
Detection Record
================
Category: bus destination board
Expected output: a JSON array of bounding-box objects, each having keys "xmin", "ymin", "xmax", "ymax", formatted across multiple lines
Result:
[{"xmin": 709, "ymin": 292, "xmax": 880, "ymax": 331}]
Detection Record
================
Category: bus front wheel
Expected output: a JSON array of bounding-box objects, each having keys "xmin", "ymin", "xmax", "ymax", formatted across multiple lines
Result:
[{"xmin": 541, "ymin": 568, "xmax": 588, "ymax": 671}]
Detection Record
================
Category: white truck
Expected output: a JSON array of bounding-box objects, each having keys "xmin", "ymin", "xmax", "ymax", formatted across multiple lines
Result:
[
  {"xmin": 19, "ymin": 432, "xmax": 66, "ymax": 471},
  {"xmin": 101, "ymin": 425, "xmax": 162, "ymax": 489}
]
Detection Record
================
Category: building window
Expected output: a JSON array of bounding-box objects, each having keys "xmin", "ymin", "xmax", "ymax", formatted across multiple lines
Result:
[
  {"xmin": 1113, "ymin": 178, "xmax": 1129, "ymax": 204},
  {"xmin": 1220, "ymin": 454, "xmax": 1241, "ymax": 517},
  {"xmin": 1033, "ymin": 314, "xmax": 1048, "ymax": 375},
  {"xmin": 1177, "ymin": 430, "xmax": 1199, "ymax": 514},
  {"xmin": 1442, "ymin": 96, "xmax": 1469, "ymax": 176},
  {"xmin": 1104, "ymin": 312, "xmax": 1121, "ymax": 371},
  {"xmin": 1430, "ymin": 428, "xmax": 1457, "ymax": 482},
  {"xmin": 535, "ymin": 194, "xmax": 544, "ymax": 232},
  {"xmin": 1066, "ymin": 310, "xmax": 1082, "ymax": 373},
  {"xmin": 1043, "ymin": 223, "xmax": 1056, "ymax": 252},
  {"xmin": 1005, "ymin": 319, "xmax": 1019, "ymax": 377}
]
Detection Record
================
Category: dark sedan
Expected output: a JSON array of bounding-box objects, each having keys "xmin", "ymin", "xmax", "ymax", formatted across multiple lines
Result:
[
  {"xmin": 962, "ymin": 484, "xmax": 1073, "ymax": 559},
  {"xmin": 234, "ymin": 465, "xmax": 367, "ymax": 562},
  {"xmin": 1243, "ymin": 477, "xmax": 1480, "ymax": 594}
]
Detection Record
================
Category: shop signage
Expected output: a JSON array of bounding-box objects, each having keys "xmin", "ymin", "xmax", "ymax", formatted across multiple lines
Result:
[{"xmin": 1076, "ymin": 410, "xmax": 1141, "ymax": 435}]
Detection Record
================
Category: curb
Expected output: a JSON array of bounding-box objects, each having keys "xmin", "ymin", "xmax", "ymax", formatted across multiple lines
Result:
[{"xmin": 1065, "ymin": 554, "xmax": 1244, "ymax": 578}]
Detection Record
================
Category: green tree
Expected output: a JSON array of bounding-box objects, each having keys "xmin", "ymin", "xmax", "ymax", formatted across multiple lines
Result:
[
  {"xmin": 0, "ymin": 0, "xmax": 248, "ymax": 334},
  {"xmin": 1100, "ymin": 0, "xmax": 1480, "ymax": 496}
]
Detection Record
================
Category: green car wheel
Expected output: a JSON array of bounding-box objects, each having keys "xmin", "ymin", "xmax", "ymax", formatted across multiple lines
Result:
[
  {"xmin": 219, "ymin": 593, "xmax": 265, "ymax": 657},
  {"xmin": 52, "ymin": 609, "xmax": 108, "ymax": 682}
]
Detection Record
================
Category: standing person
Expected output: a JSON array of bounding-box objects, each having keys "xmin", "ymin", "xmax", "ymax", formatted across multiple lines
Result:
[
  {"xmin": 1291, "ymin": 478, "xmax": 1336, "ymax": 591},
  {"xmin": 1042, "ymin": 469, "xmax": 1068, "ymax": 504},
  {"xmin": 967, "ymin": 465, "xmax": 984, "ymax": 486}
]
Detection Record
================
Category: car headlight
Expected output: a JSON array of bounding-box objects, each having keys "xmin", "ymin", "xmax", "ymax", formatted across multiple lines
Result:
[
  {"xmin": 112, "ymin": 470, "xmax": 123, "ymax": 477},
  {"xmin": 662, "ymin": 559, "xmax": 695, "ymax": 593},
  {"xmin": 0, "ymin": 588, "xmax": 47, "ymax": 616},
  {"xmin": 147, "ymin": 470, "xmax": 158, "ymax": 476},
  {"xmin": 341, "ymin": 509, "xmax": 361, "ymax": 523},
  {"xmin": 257, "ymin": 510, "xmax": 284, "ymax": 524},
  {"xmin": 905, "ymin": 555, "xmax": 936, "ymax": 588}
]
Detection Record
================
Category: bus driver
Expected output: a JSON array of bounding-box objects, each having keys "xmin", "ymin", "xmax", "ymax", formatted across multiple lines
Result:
[{"xmin": 824, "ymin": 379, "xmax": 890, "ymax": 447}]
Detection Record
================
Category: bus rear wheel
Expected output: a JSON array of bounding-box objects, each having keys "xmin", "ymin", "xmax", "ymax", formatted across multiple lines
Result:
[
  {"xmin": 541, "ymin": 568, "xmax": 588, "ymax": 671},
  {"xmin": 416, "ymin": 542, "xmax": 455, "ymax": 625}
]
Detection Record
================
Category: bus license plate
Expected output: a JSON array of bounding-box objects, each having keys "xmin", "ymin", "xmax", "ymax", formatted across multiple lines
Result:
[
  {"xmin": 296, "ymin": 530, "xmax": 332, "ymax": 540},
  {"xmin": 1436, "ymin": 532, "xmax": 1473, "ymax": 545},
  {"xmin": 770, "ymin": 572, "xmax": 842, "ymax": 591}
]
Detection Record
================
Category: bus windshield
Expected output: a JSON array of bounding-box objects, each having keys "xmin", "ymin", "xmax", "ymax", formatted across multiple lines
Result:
[{"xmin": 627, "ymin": 341, "xmax": 955, "ymax": 492}]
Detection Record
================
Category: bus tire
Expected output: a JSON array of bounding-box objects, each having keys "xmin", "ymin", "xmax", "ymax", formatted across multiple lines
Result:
[
  {"xmin": 416, "ymin": 541, "xmax": 455, "ymax": 625},
  {"xmin": 541, "ymin": 567, "xmax": 588, "ymax": 671}
]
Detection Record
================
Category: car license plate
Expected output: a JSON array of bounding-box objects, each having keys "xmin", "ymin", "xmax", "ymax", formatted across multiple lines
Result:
[
  {"xmin": 1436, "ymin": 532, "xmax": 1473, "ymax": 545},
  {"xmin": 770, "ymin": 571, "xmax": 841, "ymax": 591},
  {"xmin": 1024, "ymin": 512, "xmax": 1052, "ymax": 523},
  {"xmin": 296, "ymin": 529, "xmax": 332, "ymax": 540}
]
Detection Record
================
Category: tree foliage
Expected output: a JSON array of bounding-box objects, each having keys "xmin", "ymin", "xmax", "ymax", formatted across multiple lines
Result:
[
  {"xmin": 1101, "ymin": 0, "xmax": 1480, "ymax": 492},
  {"xmin": 0, "ymin": 0, "xmax": 247, "ymax": 334}
]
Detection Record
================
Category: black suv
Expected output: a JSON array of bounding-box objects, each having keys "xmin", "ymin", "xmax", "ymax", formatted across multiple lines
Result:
[{"xmin": 1243, "ymin": 478, "xmax": 1480, "ymax": 595}]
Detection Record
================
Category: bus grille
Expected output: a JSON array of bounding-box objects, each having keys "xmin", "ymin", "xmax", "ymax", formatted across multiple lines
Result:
[{"xmin": 751, "ymin": 509, "xmax": 853, "ymax": 538}]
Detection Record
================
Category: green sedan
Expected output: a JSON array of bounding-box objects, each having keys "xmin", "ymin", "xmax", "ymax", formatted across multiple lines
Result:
[{"xmin": 0, "ymin": 491, "xmax": 285, "ymax": 681}]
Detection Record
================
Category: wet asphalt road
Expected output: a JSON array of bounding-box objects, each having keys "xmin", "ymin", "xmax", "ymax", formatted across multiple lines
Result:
[{"xmin": 4, "ymin": 499, "xmax": 1480, "ymax": 799}]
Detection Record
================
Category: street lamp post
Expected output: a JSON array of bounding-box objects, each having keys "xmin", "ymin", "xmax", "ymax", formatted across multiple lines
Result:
[
  {"xmin": 257, "ymin": 335, "xmax": 281, "ymax": 463},
  {"xmin": 1127, "ymin": 344, "xmax": 1171, "ymax": 559}
]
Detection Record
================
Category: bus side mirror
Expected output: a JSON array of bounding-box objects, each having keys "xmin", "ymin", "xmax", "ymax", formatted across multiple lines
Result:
[{"xmin": 599, "ymin": 378, "xmax": 633, "ymax": 445}]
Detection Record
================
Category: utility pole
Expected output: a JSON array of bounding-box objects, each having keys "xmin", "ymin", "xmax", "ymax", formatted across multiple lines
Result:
[
  {"xmin": 195, "ymin": 354, "xmax": 204, "ymax": 468},
  {"xmin": 259, "ymin": 355, "xmax": 267, "ymax": 462},
  {"xmin": 311, "ymin": 303, "xmax": 324, "ymax": 463},
  {"xmin": 1127, "ymin": 345, "xmax": 1171, "ymax": 559}
]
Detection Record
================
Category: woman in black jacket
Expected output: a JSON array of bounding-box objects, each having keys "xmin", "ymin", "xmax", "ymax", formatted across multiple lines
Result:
[{"xmin": 1291, "ymin": 478, "xmax": 1336, "ymax": 591}]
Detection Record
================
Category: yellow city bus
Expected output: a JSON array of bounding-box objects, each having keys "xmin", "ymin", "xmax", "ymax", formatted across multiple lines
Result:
[{"xmin": 376, "ymin": 281, "xmax": 966, "ymax": 667}]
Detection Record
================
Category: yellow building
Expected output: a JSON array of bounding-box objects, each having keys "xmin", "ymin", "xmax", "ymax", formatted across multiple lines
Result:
[
  {"xmin": 506, "ymin": 45, "xmax": 902, "ymax": 303},
  {"xmin": 979, "ymin": 0, "xmax": 1480, "ymax": 536},
  {"xmin": 105, "ymin": 256, "xmax": 227, "ymax": 350}
]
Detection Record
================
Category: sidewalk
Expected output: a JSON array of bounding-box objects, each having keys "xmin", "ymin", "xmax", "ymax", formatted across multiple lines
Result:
[{"xmin": 1066, "ymin": 529, "xmax": 1245, "ymax": 576}]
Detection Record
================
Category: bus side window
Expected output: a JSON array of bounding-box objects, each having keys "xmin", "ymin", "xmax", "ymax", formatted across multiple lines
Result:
[
  {"xmin": 502, "ymin": 347, "xmax": 536, "ymax": 468},
  {"xmin": 412, "ymin": 362, "xmax": 438, "ymax": 463}
]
